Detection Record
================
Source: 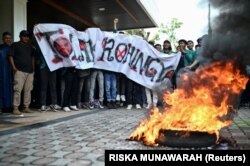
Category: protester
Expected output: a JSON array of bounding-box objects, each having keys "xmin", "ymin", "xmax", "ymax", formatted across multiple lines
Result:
[
  {"xmin": 89, "ymin": 69, "xmax": 105, "ymax": 109},
  {"xmin": 116, "ymin": 73, "xmax": 126, "ymax": 107},
  {"xmin": 62, "ymin": 67, "xmax": 78, "ymax": 111},
  {"xmin": 162, "ymin": 40, "xmax": 172, "ymax": 54},
  {"xmin": 186, "ymin": 35, "xmax": 211, "ymax": 70},
  {"xmin": 9, "ymin": 30, "xmax": 35, "ymax": 115},
  {"xmin": 144, "ymin": 44, "xmax": 160, "ymax": 109},
  {"xmin": 76, "ymin": 69, "xmax": 90, "ymax": 109},
  {"xmin": 173, "ymin": 39, "xmax": 187, "ymax": 89},
  {"xmin": 184, "ymin": 40, "xmax": 197, "ymax": 66},
  {"xmin": 114, "ymin": 21, "xmax": 126, "ymax": 107},
  {"xmin": 0, "ymin": 32, "xmax": 13, "ymax": 113},
  {"xmin": 126, "ymin": 80, "xmax": 143, "ymax": 109},
  {"xmin": 104, "ymin": 70, "xmax": 117, "ymax": 109},
  {"xmin": 154, "ymin": 44, "xmax": 162, "ymax": 52},
  {"xmin": 33, "ymin": 37, "xmax": 61, "ymax": 112}
]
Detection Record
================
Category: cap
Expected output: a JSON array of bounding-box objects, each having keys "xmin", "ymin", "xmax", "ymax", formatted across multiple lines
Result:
[{"xmin": 19, "ymin": 30, "xmax": 30, "ymax": 37}]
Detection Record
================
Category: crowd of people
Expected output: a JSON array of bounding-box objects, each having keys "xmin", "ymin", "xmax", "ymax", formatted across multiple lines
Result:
[{"xmin": 0, "ymin": 30, "xmax": 249, "ymax": 116}]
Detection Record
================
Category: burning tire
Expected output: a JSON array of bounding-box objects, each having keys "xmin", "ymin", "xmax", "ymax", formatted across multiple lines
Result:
[{"xmin": 156, "ymin": 130, "xmax": 217, "ymax": 148}]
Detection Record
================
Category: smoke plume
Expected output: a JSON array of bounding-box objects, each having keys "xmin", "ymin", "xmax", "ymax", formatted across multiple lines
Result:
[{"xmin": 201, "ymin": 0, "xmax": 250, "ymax": 72}]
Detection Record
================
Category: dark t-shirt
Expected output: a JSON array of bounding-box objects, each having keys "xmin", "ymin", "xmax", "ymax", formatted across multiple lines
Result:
[
  {"xmin": 9, "ymin": 41, "xmax": 35, "ymax": 73},
  {"xmin": 176, "ymin": 52, "xmax": 185, "ymax": 71}
]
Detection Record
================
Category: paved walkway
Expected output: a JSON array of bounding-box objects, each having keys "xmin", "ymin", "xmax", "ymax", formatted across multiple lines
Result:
[{"xmin": 0, "ymin": 107, "xmax": 250, "ymax": 165}]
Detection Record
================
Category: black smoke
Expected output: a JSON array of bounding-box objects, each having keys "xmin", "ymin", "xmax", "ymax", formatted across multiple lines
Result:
[{"xmin": 200, "ymin": 0, "xmax": 250, "ymax": 72}]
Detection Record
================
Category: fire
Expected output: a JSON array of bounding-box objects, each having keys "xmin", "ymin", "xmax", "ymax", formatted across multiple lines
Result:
[{"xmin": 129, "ymin": 61, "xmax": 249, "ymax": 146}]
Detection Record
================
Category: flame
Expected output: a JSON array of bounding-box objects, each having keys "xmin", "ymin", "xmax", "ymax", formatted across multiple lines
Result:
[{"xmin": 129, "ymin": 61, "xmax": 249, "ymax": 146}]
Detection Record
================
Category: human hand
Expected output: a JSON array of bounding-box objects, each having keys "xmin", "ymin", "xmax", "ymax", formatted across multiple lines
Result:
[
  {"xmin": 13, "ymin": 67, "xmax": 17, "ymax": 74},
  {"xmin": 185, "ymin": 66, "xmax": 192, "ymax": 70}
]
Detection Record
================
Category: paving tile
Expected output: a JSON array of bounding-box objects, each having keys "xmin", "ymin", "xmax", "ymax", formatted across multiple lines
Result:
[
  {"xmin": 31, "ymin": 157, "xmax": 58, "ymax": 165},
  {"xmin": 67, "ymin": 159, "xmax": 92, "ymax": 166},
  {"xmin": 32, "ymin": 149, "xmax": 57, "ymax": 157},
  {"xmin": 76, "ymin": 147, "xmax": 97, "ymax": 153},
  {"xmin": 63, "ymin": 152, "xmax": 87, "ymax": 159},
  {"xmin": 50, "ymin": 158, "xmax": 71, "ymax": 166},
  {"xmin": 0, "ymin": 162, "xmax": 23, "ymax": 166},
  {"xmin": 0, "ymin": 154, "xmax": 27, "ymax": 162},
  {"xmin": 96, "ymin": 155, "xmax": 104, "ymax": 161},
  {"xmin": 33, "ymin": 144, "xmax": 56, "ymax": 150},
  {"xmin": 4, "ymin": 147, "xmax": 29, "ymax": 155},
  {"xmin": 61, "ymin": 145, "xmax": 82, "ymax": 152},
  {"xmin": 86, "ymin": 142, "xmax": 106, "ymax": 148},
  {"xmin": 16, "ymin": 155, "xmax": 40, "ymax": 164}
]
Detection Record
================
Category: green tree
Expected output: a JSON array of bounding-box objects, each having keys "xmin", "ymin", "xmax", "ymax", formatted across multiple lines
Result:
[
  {"xmin": 150, "ymin": 33, "xmax": 160, "ymax": 42},
  {"xmin": 124, "ymin": 18, "xmax": 183, "ymax": 49},
  {"xmin": 158, "ymin": 18, "xmax": 183, "ymax": 48}
]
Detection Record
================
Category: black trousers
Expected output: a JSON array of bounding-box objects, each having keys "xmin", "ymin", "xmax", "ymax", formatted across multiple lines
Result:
[
  {"xmin": 40, "ymin": 66, "xmax": 57, "ymax": 105},
  {"xmin": 62, "ymin": 68, "xmax": 78, "ymax": 107},
  {"xmin": 126, "ymin": 79, "xmax": 143, "ymax": 105},
  {"xmin": 116, "ymin": 73, "xmax": 126, "ymax": 95},
  {"xmin": 77, "ymin": 76, "xmax": 90, "ymax": 103}
]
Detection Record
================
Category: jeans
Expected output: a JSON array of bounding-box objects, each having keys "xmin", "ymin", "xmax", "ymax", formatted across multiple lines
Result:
[
  {"xmin": 40, "ymin": 66, "xmax": 57, "ymax": 105},
  {"xmin": 89, "ymin": 70, "xmax": 104, "ymax": 102},
  {"xmin": 104, "ymin": 72, "xmax": 117, "ymax": 101}
]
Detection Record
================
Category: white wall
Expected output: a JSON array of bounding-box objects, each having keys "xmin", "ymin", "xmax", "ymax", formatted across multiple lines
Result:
[
  {"xmin": 13, "ymin": 0, "xmax": 27, "ymax": 41},
  {"xmin": 0, "ymin": 0, "xmax": 27, "ymax": 42}
]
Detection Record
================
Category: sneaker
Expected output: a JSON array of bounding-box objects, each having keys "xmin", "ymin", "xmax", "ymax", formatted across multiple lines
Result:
[
  {"xmin": 70, "ymin": 105, "xmax": 79, "ymax": 111},
  {"xmin": 112, "ymin": 101, "xmax": 118, "ymax": 109},
  {"xmin": 94, "ymin": 100, "xmax": 99, "ymax": 108},
  {"xmin": 121, "ymin": 95, "xmax": 126, "ymax": 102},
  {"xmin": 82, "ymin": 102, "xmax": 88, "ymax": 109},
  {"xmin": 77, "ymin": 103, "xmax": 82, "ymax": 109},
  {"xmin": 13, "ymin": 107, "xmax": 22, "ymax": 115},
  {"xmin": 145, "ymin": 104, "xmax": 152, "ymax": 109},
  {"xmin": 153, "ymin": 103, "xmax": 157, "ymax": 108},
  {"xmin": 49, "ymin": 105, "xmax": 61, "ymax": 112},
  {"xmin": 107, "ymin": 101, "xmax": 113, "ymax": 109},
  {"xmin": 136, "ymin": 104, "xmax": 142, "ymax": 109},
  {"xmin": 99, "ymin": 101, "xmax": 104, "ymax": 109},
  {"xmin": 126, "ymin": 104, "xmax": 133, "ymax": 110},
  {"xmin": 23, "ymin": 107, "xmax": 33, "ymax": 113},
  {"xmin": 89, "ymin": 101, "xmax": 95, "ymax": 109},
  {"xmin": 63, "ymin": 107, "xmax": 71, "ymax": 112},
  {"xmin": 41, "ymin": 105, "xmax": 48, "ymax": 112},
  {"xmin": 116, "ymin": 94, "xmax": 120, "ymax": 101},
  {"xmin": 54, "ymin": 104, "xmax": 61, "ymax": 110},
  {"xmin": 116, "ymin": 101, "xmax": 120, "ymax": 106},
  {"xmin": 143, "ymin": 103, "xmax": 147, "ymax": 108}
]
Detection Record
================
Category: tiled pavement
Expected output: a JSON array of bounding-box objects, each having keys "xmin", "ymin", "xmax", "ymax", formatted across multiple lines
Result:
[{"xmin": 0, "ymin": 107, "xmax": 250, "ymax": 166}]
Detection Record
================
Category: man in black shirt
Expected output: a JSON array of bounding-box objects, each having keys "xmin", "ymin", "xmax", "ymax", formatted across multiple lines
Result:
[{"xmin": 9, "ymin": 30, "xmax": 35, "ymax": 115}]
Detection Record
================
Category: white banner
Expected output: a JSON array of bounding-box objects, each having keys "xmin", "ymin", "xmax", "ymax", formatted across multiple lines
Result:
[{"xmin": 33, "ymin": 23, "xmax": 181, "ymax": 89}]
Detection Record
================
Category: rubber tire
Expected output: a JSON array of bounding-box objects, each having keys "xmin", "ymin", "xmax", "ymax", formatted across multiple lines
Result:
[{"xmin": 156, "ymin": 130, "xmax": 217, "ymax": 148}]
